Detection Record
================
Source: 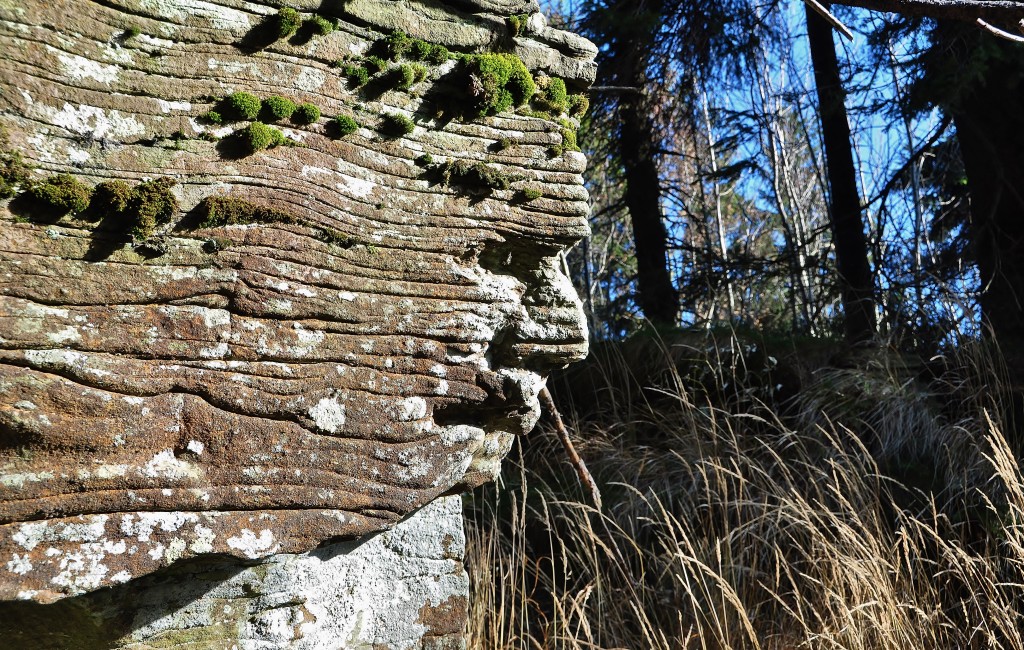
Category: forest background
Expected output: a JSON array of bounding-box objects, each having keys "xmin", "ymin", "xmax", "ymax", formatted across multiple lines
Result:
[{"xmin": 466, "ymin": 2, "xmax": 1024, "ymax": 648}]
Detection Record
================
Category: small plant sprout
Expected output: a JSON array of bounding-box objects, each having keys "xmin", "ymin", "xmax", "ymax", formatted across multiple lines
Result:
[
  {"xmin": 276, "ymin": 7, "xmax": 301, "ymax": 38},
  {"xmin": 292, "ymin": 103, "xmax": 321, "ymax": 125}
]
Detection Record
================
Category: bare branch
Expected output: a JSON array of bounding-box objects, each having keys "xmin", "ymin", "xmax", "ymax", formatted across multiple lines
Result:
[
  {"xmin": 831, "ymin": 0, "xmax": 1024, "ymax": 22},
  {"xmin": 976, "ymin": 17, "xmax": 1024, "ymax": 42},
  {"xmin": 804, "ymin": 0, "xmax": 856, "ymax": 40}
]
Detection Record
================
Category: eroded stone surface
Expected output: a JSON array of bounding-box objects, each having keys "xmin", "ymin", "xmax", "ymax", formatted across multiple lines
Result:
[
  {"xmin": 0, "ymin": 496, "xmax": 469, "ymax": 649},
  {"xmin": 0, "ymin": 0, "xmax": 594, "ymax": 624}
]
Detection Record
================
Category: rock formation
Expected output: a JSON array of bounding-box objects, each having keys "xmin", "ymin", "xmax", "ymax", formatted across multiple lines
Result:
[{"xmin": 0, "ymin": 0, "xmax": 595, "ymax": 645}]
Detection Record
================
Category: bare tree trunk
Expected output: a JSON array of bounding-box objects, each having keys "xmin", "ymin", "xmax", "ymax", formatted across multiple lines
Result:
[{"xmin": 805, "ymin": 3, "xmax": 878, "ymax": 343}]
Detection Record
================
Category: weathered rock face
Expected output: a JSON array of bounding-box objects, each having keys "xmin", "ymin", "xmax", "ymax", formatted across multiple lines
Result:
[{"xmin": 0, "ymin": 0, "xmax": 594, "ymax": 643}]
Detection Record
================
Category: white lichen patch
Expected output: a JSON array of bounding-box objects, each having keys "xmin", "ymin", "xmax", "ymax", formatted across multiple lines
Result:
[
  {"xmin": 225, "ymin": 529, "xmax": 277, "ymax": 559},
  {"xmin": 392, "ymin": 397, "xmax": 428, "ymax": 422},
  {"xmin": 336, "ymin": 174, "xmax": 376, "ymax": 198},
  {"xmin": 40, "ymin": 103, "xmax": 146, "ymax": 140},
  {"xmin": 142, "ymin": 449, "xmax": 203, "ymax": 482},
  {"xmin": 294, "ymin": 68, "xmax": 327, "ymax": 92},
  {"xmin": 54, "ymin": 50, "xmax": 120, "ymax": 84},
  {"xmin": 155, "ymin": 99, "xmax": 192, "ymax": 113},
  {"xmin": 309, "ymin": 397, "xmax": 346, "ymax": 434},
  {"xmin": 140, "ymin": 0, "xmax": 252, "ymax": 30}
]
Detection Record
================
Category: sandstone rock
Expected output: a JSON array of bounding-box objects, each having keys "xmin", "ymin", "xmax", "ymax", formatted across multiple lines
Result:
[{"xmin": 0, "ymin": 0, "xmax": 594, "ymax": 645}]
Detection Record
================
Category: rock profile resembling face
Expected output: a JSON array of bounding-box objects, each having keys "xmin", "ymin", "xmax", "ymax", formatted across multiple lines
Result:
[{"xmin": 0, "ymin": 0, "xmax": 595, "ymax": 602}]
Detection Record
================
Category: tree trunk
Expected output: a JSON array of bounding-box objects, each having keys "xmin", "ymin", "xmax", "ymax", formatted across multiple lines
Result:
[
  {"xmin": 941, "ymin": 28, "xmax": 1024, "ymax": 361},
  {"xmin": 805, "ymin": 4, "xmax": 878, "ymax": 343},
  {"xmin": 619, "ymin": 103, "xmax": 678, "ymax": 326}
]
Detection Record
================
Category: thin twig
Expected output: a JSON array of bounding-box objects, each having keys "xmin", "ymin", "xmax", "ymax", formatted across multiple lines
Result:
[
  {"xmin": 976, "ymin": 17, "xmax": 1024, "ymax": 42},
  {"xmin": 538, "ymin": 386, "xmax": 603, "ymax": 510},
  {"xmin": 589, "ymin": 85, "xmax": 643, "ymax": 94},
  {"xmin": 804, "ymin": 0, "xmax": 856, "ymax": 41}
]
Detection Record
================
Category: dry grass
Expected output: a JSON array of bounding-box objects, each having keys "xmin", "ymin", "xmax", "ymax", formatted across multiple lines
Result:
[{"xmin": 465, "ymin": 334, "xmax": 1024, "ymax": 649}]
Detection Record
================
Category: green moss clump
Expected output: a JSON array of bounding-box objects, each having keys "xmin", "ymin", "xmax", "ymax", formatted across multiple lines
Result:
[
  {"xmin": 549, "ymin": 119, "xmax": 580, "ymax": 157},
  {"xmin": 411, "ymin": 64, "xmax": 428, "ymax": 83},
  {"xmin": 334, "ymin": 115, "xmax": 359, "ymax": 136},
  {"xmin": 0, "ymin": 144, "xmax": 31, "ymax": 200},
  {"xmin": 343, "ymin": 65, "xmax": 370, "ymax": 87},
  {"xmin": 567, "ymin": 93, "xmax": 590, "ymax": 117},
  {"xmin": 227, "ymin": 91, "xmax": 262, "ymax": 120},
  {"xmin": 276, "ymin": 7, "xmax": 302, "ymax": 38},
  {"xmin": 292, "ymin": 103, "xmax": 321, "ymax": 124},
  {"xmin": 365, "ymin": 55, "xmax": 388, "ymax": 74},
  {"xmin": 196, "ymin": 195, "xmax": 296, "ymax": 228},
  {"xmin": 380, "ymin": 113, "xmax": 415, "ymax": 137},
  {"xmin": 200, "ymin": 110, "xmax": 223, "ymax": 125},
  {"xmin": 415, "ymin": 153, "xmax": 433, "ymax": 167},
  {"xmin": 537, "ymin": 77, "xmax": 568, "ymax": 113},
  {"xmin": 426, "ymin": 43, "xmax": 450, "ymax": 65},
  {"xmin": 410, "ymin": 39, "xmax": 432, "ymax": 61},
  {"xmin": 242, "ymin": 121, "xmax": 286, "ymax": 153},
  {"xmin": 393, "ymin": 64, "xmax": 417, "ymax": 90},
  {"xmin": 306, "ymin": 15, "xmax": 335, "ymax": 36},
  {"xmin": 519, "ymin": 187, "xmax": 543, "ymax": 201},
  {"xmin": 26, "ymin": 174, "xmax": 91, "ymax": 215},
  {"xmin": 384, "ymin": 30, "xmax": 411, "ymax": 60},
  {"xmin": 263, "ymin": 96, "xmax": 297, "ymax": 121},
  {"xmin": 507, "ymin": 14, "xmax": 529, "ymax": 37},
  {"xmin": 317, "ymin": 226, "xmax": 353, "ymax": 248},
  {"xmin": 469, "ymin": 53, "xmax": 536, "ymax": 117},
  {"xmin": 86, "ymin": 179, "xmax": 133, "ymax": 221},
  {"xmin": 434, "ymin": 159, "xmax": 512, "ymax": 192},
  {"xmin": 124, "ymin": 26, "xmax": 141, "ymax": 39},
  {"xmin": 128, "ymin": 177, "xmax": 177, "ymax": 239}
]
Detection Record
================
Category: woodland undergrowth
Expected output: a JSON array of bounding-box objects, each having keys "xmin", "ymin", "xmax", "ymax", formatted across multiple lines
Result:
[{"xmin": 465, "ymin": 331, "xmax": 1024, "ymax": 649}]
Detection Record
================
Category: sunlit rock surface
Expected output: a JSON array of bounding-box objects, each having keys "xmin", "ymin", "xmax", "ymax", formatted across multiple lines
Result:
[{"xmin": 0, "ymin": 0, "xmax": 594, "ymax": 645}]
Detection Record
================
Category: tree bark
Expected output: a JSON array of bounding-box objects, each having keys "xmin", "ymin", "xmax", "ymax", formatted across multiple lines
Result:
[
  {"xmin": 805, "ymin": 4, "xmax": 878, "ymax": 343},
  {"xmin": 938, "ymin": 26, "xmax": 1024, "ymax": 359},
  {"xmin": 606, "ymin": 0, "xmax": 678, "ymax": 326}
]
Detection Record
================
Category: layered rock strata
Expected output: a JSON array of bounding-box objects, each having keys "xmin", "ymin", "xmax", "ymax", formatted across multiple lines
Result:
[{"xmin": 0, "ymin": 0, "xmax": 594, "ymax": 645}]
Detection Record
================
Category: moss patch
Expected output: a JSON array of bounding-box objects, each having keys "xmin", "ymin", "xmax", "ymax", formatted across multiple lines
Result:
[
  {"xmin": 25, "ymin": 174, "xmax": 91, "ymax": 215},
  {"xmin": 0, "ymin": 134, "xmax": 31, "ymax": 199},
  {"xmin": 129, "ymin": 177, "xmax": 178, "ymax": 239},
  {"xmin": 241, "ymin": 121, "xmax": 286, "ymax": 153},
  {"xmin": 305, "ymin": 15, "xmax": 335, "ymax": 36},
  {"xmin": 379, "ymin": 113, "xmax": 415, "ymax": 137},
  {"xmin": 334, "ymin": 115, "xmax": 359, "ymax": 137},
  {"xmin": 196, "ymin": 196, "xmax": 296, "ymax": 228},
  {"xmin": 262, "ymin": 96, "xmax": 297, "ymax": 122},
  {"xmin": 467, "ymin": 53, "xmax": 536, "ymax": 117},
  {"xmin": 226, "ymin": 92, "xmax": 261, "ymax": 121},
  {"xmin": 292, "ymin": 103, "xmax": 321, "ymax": 125},
  {"xmin": 428, "ymin": 159, "xmax": 515, "ymax": 196},
  {"xmin": 276, "ymin": 7, "xmax": 301, "ymax": 38}
]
